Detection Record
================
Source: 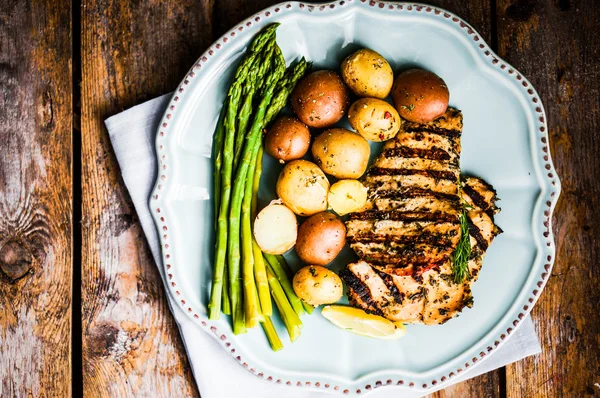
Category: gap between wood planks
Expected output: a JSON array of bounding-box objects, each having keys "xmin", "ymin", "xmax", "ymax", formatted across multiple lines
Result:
[{"xmin": 72, "ymin": 0, "xmax": 83, "ymax": 395}]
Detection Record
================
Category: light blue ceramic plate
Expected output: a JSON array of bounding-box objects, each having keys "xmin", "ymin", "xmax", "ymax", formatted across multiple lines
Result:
[{"xmin": 149, "ymin": 1, "xmax": 560, "ymax": 394}]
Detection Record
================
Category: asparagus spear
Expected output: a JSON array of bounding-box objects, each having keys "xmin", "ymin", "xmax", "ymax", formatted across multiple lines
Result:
[
  {"xmin": 250, "ymin": 144, "xmax": 271, "ymax": 316},
  {"xmin": 274, "ymin": 253, "xmax": 313, "ymax": 314},
  {"xmin": 263, "ymin": 253, "xmax": 305, "ymax": 316},
  {"xmin": 209, "ymin": 24, "xmax": 278, "ymax": 321},
  {"xmin": 241, "ymin": 130, "xmax": 261, "ymax": 328},
  {"xmin": 266, "ymin": 266, "xmax": 302, "ymax": 342},
  {"xmin": 275, "ymin": 254, "xmax": 294, "ymax": 277},
  {"xmin": 213, "ymin": 104, "xmax": 226, "ymax": 223},
  {"xmin": 260, "ymin": 315, "xmax": 283, "ymax": 351},
  {"xmin": 265, "ymin": 58, "xmax": 311, "ymax": 124},
  {"xmin": 234, "ymin": 41, "xmax": 276, "ymax": 169},
  {"xmin": 222, "ymin": 260, "xmax": 231, "ymax": 315},
  {"xmin": 228, "ymin": 47, "xmax": 286, "ymax": 334}
]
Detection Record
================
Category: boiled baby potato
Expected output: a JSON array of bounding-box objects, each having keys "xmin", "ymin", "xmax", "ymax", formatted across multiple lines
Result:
[
  {"xmin": 348, "ymin": 98, "xmax": 401, "ymax": 142},
  {"xmin": 264, "ymin": 116, "xmax": 310, "ymax": 163},
  {"xmin": 391, "ymin": 68, "xmax": 449, "ymax": 123},
  {"xmin": 293, "ymin": 265, "xmax": 343, "ymax": 307},
  {"xmin": 341, "ymin": 48, "xmax": 394, "ymax": 99},
  {"xmin": 311, "ymin": 128, "xmax": 370, "ymax": 179},
  {"xmin": 253, "ymin": 201, "xmax": 297, "ymax": 255},
  {"xmin": 290, "ymin": 70, "xmax": 350, "ymax": 128},
  {"xmin": 295, "ymin": 211, "xmax": 346, "ymax": 266},
  {"xmin": 276, "ymin": 159, "xmax": 330, "ymax": 216},
  {"xmin": 327, "ymin": 180, "xmax": 368, "ymax": 216}
]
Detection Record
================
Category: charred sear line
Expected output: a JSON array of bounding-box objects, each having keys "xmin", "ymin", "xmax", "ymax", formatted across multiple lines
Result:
[
  {"xmin": 369, "ymin": 167, "xmax": 458, "ymax": 181},
  {"xmin": 462, "ymin": 184, "xmax": 489, "ymax": 211},
  {"xmin": 467, "ymin": 218, "xmax": 488, "ymax": 251},
  {"xmin": 469, "ymin": 177, "xmax": 497, "ymax": 196},
  {"xmin": 370, "ymin": 188, "xmax": 459, "ymax": 202},
  {"xmin": 339, "ymin": 268, "xmax": 384, "ymax": 316},
  {"xmin": 347, "ymin": 232, "xmax": 454, "ymax": 247},
  {"xmin": 374, "ymin": 269, "xmax": 404, "ymax": 303},
  {"xmin": 382, "ymin": 146, "xmax": 452, "ymax": 161},
  {"xmin": 347, "ymin": 287, "xmax": 382, "ymax": 316},
  {"xmin": 403, "ymin": 125, "xmax": 462, "ymax": 138},
  {"xmin": 349, "ymin": 210, "xmax": 458, "ymax": 223}
]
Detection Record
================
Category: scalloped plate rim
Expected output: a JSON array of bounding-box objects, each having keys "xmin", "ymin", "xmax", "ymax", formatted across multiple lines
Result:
[{"xmin": 148, "ymin": 1, "xmax": 561, "ymax": 394}]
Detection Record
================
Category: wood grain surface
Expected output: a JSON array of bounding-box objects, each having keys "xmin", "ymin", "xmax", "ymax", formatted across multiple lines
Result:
[
  {"xmin": 79, "ymin": 0, "xmax": 212, "ymax": 396},
  {"xmin": 496, "ymin": 0, "xmax": 600, "ymax": 396},
  {"xmin": 2, "ymin": 0, "xmax": 598, "ymax": 396},
  {"xmin": 0, "ymin": 0, "xmax": 72, "ymax": 396}
]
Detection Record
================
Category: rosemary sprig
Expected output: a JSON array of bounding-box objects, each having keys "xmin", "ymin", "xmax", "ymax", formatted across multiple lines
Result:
[{"xmin": 451, "ymin": 209, "xmax": 471, "ymax": 283}]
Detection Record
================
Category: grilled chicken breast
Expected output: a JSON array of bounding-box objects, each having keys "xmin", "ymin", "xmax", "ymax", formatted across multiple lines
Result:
[
  {"xmin": 346, "ymin": 108, "xmax": 464, "ymax": 276},
  {"xmin": 341, "ymin": 108, "xmax": 502, "ymax": 324}
]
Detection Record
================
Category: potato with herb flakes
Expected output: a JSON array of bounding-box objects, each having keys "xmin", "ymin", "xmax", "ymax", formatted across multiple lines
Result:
[
  {"xmin": 276, "ymin": 160, "xmax": 330, "ymax": 216},
  {"xmin": 291, "ymin": 70, "xmax": 350, "ymax": 128},
  {"xmin": 328, "ymin": 180, "xmax": 368, "ymax": 216},
  {"xmin": 293, "ymin": 265, "xmax": 343, "ymax": 307},
  {"xmin": 391, "ymin": 68, "xmax": 449, "ymax": 123},
  {"xmin": 311, "ymin": 128, "xmax": 370, "ymax": 179},
  {"xmin": 295, "ymin": 211, "xmax": 346, "ymax": 266},
  {"xmin": 341, "ymin": 48, "xmax": 394, "ymax": 99},
  {"xmin": 348, "ymin": 98, "xmax": 401, "ymax": 142}
]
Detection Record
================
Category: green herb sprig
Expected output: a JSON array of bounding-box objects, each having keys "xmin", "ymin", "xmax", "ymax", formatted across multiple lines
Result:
[{"xmin": 451, "ymin": 209, "xmax": 472, "ymax": 283}]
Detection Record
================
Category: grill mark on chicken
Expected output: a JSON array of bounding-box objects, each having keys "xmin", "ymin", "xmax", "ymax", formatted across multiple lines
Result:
[
  {"xmin": 462, "ymin": 176, "xmax": 501, "ymax": 219},
  {"xmin": 403, "ymin": 125, "xmax": 462, "ymax": 138},
  {"xmin": 467, "ymin": 217, "xmax": 489, "ymax": 251},
  {"xmin": 374, "ymin": 269, "xmax": 404, "ymax": 303},
  {"xmin": 339, "ymin": 268, "xmax": 384, "ymax": 316},
  {"xmin": 462, "ymin": 184, "xmax": 489, "ymax": 213},
  {"xmin": 370, "ymin": 188, "xmax": 459, "ymax": 202},
  {"xmin": 346, "ymin": 232, "xmax": 455, "ymax": 247},
  {"xmin": 347, "ymin": 287, "xmax": 382, "ymax": 316},
  {"xmin": 349, "ymin": 210, "xmax": 458, "ymax": 223},
  {"xmin": 404, "ymin": 124, "xmax": 462, "ymax": 138},
  {"xmin": 369, "ymin": 167, "xmax": 458, "ymax": 181},
  {"xmin": 381, "ymin": 146, "xmax": 453, "ymax": 162}
]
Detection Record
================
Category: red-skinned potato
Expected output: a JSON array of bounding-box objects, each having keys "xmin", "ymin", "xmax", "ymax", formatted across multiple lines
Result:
[
  {"xmin": 391, "ymin": 69, "xmax": 449, "ymax": 123},
  {"xmin": 295, "ymin": 211, "xmax": 346, "ymax": 266},
  {"xmin": 291, "ymin": 70, "xmax": 350, "ymax": 128},
  {"xmin": 264, "ymin": 116, "xmax": 310, "ymax": 163}
]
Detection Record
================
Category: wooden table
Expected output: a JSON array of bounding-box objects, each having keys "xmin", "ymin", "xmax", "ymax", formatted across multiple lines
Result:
[{"xmin": 1, "ymin": 0, "xmax": 598, "ymax": 396}]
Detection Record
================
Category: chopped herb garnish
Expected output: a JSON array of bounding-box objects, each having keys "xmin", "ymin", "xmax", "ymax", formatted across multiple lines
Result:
[{"xmin": 400, "ymin": 104, "xmax": 415, "ymax": 112}]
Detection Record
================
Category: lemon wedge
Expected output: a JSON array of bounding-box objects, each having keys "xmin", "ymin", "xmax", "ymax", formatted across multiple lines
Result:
[{"xmin": 321, "ymin": 305, "xmax": 406, "ymax": 339}]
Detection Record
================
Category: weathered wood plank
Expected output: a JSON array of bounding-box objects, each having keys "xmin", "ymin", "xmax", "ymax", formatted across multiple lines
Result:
[
  {"xmin": 0, "ymin": 0, "xmax": 72, "ymax": 396},
  {"xmin": 80, "ymin": 1, "xmax": 215, "ymax": 396},
  {"xmin": 496, "ymin": 0, "xmax": 600, "ymax": 396}
]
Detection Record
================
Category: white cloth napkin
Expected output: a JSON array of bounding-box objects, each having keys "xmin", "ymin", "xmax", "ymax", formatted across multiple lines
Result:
[{"xmin": 105, "ymin": 93, "xmax": 541, "ymax": 398}]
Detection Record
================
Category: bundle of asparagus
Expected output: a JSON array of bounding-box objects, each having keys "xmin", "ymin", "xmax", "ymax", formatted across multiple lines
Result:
[{"xmin": 208, "ymin": 23, "xmax": 311, "ymax": 350}]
